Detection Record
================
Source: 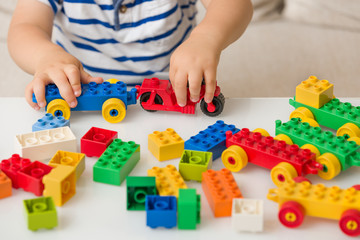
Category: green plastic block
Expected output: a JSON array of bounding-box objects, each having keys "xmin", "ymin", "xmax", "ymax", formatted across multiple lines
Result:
[
  {"xmin": 93, "ymin": 139, "xmax": 140, "ymax": 185},
  {"xmin": 126, "ymin": 176, "xmax": 156, "ymax": 210},
  {"xmin": 23, "ymin": 197, "xmax": 57, "ymax": 231},
  {"xmin": 290, "ymin": 97, "xmax": 360, "ymax": 130},
  {"xmin": 178, "ymin": 188, "xmax": 201, "ymax": 230},
  {"xmin": 179, "ymin": 150, "xmax": 212, "ymax": 182},
  {"xmin": 275, "ymin": 118, "xmax": 360, "ymax": 170}
]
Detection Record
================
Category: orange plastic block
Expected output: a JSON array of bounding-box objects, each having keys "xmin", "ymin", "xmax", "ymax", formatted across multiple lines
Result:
[
  {"xmin": 49, "ymin": 150, "xmax": 85, "ymax": 181},
  {"xmin": 148, "ymin": 128, "xmax": 184, "ymax": 161},
  {"xmin": 147, "ymin": 165, "xmax": 187, "ymax": 197},
  {"xmin": 0, "ymin": 170, "xmax": 12, "ymax": 199},
  {"xmin": 202, "ymin": 169, "xmax": 243, "ymax": 217},
  {"xmin": 42, "ymin": 165, "xmax": 76, "ymax": 206},
  {"xmin": 295, "ymin": 76, "xmax": 334, "ymax": 109}
]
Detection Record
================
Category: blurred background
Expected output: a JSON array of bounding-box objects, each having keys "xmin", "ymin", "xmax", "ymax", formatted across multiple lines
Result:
[{"xmin": 1, "ymin": 0, "xmax": 359, "ymax": 98}]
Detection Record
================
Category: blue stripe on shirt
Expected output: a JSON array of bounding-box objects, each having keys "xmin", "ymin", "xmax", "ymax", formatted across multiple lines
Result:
[
  {"xmin": 62, "ymin": 3, "xmax": 178, "ymax": 30},
  {"xmin": 48, "ymin": 0, "xmax": 58, "ymax": 14},
  {"xmin": 63, "ymin": 0, "xmax": 154, "ymax": 11}
]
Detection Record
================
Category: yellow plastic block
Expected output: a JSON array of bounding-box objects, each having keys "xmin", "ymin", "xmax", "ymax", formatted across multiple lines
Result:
[
  {"xmin": 295, "ymin": 76, "xmax": 334, "ymax": 108},
  {"xmin": 43, "ymin": 165, "xmax": 76, "ymax": 206},
  {"xmin": 49, "ymin": 150, "xmax": 85, "ymax": 181},
  {"xmin": 148, "ymin": 128, "xmax": 184, "ymax": 161},
  {"xmin": 267, "ymin": 180, "xmax": 360, "ymax": 220},
  {"xmin": 147, "ymin": 165, "xmax": 187, "ymax": 197}
]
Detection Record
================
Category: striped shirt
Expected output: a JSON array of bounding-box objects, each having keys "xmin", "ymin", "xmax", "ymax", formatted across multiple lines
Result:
[{"xmin": 37, "ymin": 0, "xmax": 198, "ymax": 85}]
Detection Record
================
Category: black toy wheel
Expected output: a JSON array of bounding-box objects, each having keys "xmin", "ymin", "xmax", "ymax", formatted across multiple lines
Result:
[
  {"xmin": 200, "ymin": 93, "xmax": 225, "ymax": 117},
  {"xmin": 139, "ymin": 92, "xmax": 163, "ymax": 112}
]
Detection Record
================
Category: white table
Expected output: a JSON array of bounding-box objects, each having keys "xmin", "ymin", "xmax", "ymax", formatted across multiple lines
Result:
[{"xmin": 1, "ymin": 97, "xmax": 359, "ymax": 240}]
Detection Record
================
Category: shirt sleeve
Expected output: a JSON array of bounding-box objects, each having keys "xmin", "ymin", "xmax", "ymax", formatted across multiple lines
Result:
[{"xmin": 36, "ymin": 0, "xmax": 62, "ymax": 14}]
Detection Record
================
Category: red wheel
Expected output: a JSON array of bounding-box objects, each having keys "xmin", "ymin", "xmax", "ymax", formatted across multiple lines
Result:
[
  {"xmin": 293, "ymin": 176, "xmax": 312, "ymax": 184},
  {"xmin": 339, "ymin": 209, "xmax": 360, "ymax": 237},
  {"xmin": 352, "ymin": 185, "xmax": 360, "ymax": 191},
  {"xmin": 278, "ymin": 201, "xmax": 305, "ymax": 228}
]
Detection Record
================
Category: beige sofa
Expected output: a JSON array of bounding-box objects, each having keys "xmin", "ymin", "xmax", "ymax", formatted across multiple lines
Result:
[{"xmin": 1, "ymin": 0, "xmax": 360, "ymax": 97}]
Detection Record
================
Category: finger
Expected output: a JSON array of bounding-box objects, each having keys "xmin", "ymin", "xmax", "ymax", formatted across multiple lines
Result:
[
  {"xmin": 80, "ymin": 68, "xmax": 103, "ymax": 84},
  {"xmin": 64, "ymin": 65, "xmax": 81, "ymax": 97},
  {"xmin": 188, "ymin": 71, "xmax": 203, "ymax": 103},
  {"xmin": 25, "ymin": 82, "xmax": 40, "ymax": 110},
  {"xmin": 204, "ymin": 69, "xmax": 217, "ymax": 103},
  {"xmin": 172, "ymin": 71, "xmax": 188, "ymax": 107},
  {"xmin": 50, "ymin": 71, "xmax": 78, "ymax": 108},
  {"xmin": 32, "ymin": 76, "xmax": 49, "ymax": 109}
]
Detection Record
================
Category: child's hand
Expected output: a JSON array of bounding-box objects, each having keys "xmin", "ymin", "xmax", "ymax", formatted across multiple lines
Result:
[
  {"xmin": 169, "ymin": 33, "xmax": 221, "ymax": 107},
  {"xmin": 25, "ymin": 48, "xmax": 103, "ymax": 110}
]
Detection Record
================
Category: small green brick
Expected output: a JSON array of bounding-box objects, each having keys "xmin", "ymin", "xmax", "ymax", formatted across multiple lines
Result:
[
  {"xmin": 179, "ymin": 150, "xmax": 212, "ymax": 182},
  {"xmin": 275, "ymin": 118, "xmax": 360, "ymax": 170},
  {"xmin": 93, "ymin": 139, "xmax": 140, "ymax": 185},
  {"xmin": 23, "ymin": 197, "xmax": 57, "ymax": 231},
  {"xmin": 127, "ymin": 176, "xmax": 156, "ymax": 210},
  {"xmin": 178, "ymin": 188, "xmax": 201, "ymax": 229},
  {"xmin": 290, "ymin": 97, "xmax": 360, "ymax": 130}
]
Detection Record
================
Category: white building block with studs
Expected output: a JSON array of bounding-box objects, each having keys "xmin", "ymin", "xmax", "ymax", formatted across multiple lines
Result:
[
  {"xmin": 231, "ymin": 198, "xmax": 264, "ymax": 232},
  {"xmin": 14, "ymin": 126, "xmax": 77, "ymax": 161}
]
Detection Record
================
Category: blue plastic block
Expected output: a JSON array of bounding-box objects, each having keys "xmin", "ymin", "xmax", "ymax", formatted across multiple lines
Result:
[
  {"xmin": 146, "ymin": 195, "xmax": 177, "ymax": 229},
  {"xmin": 184, "ymin": 120, "xmax": 240, "ymax": 160},
  {"xmin": 32, "ymin": 113, "xmax": 70, "ymax": 132},
  {"xmin": 32, "ymin": 81, "xmax": 137, "ymax": 111}
]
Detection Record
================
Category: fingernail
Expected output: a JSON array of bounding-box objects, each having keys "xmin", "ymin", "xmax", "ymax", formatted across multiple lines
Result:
[
  {"xmin": 34, "ymin": 106, "xmax": 40, "ymax": 111},
  {"xmin": 178, "ymin": 103, "xmax": 185, "ymax": 107},
  {"xmin": 191, "ymin": 97, "xmax": 199, "ymax": 102},
  {"xmin": 70, "ymin": 101, "xmax": 77, "ymax": 108},
  {"xmin": 74, "ymin": 91, "xmax": 81, "ymax": 97},
  {"xmin": 39, "ymin": 102, "xmax": 46, "ymax": 108}
]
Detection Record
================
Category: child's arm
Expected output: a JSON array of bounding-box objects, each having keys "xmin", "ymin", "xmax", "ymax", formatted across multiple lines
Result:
[
  {"xmin": 8, "ymin": 0, "xmax": 102, "ymax": 110},
  {"xmin": 169, "ymin": 0, "xmax": 253, "ymax": 106}
]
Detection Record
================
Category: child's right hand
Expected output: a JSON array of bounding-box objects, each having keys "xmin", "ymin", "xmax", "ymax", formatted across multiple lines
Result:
[{"xmin": 25, "ymin": 48, "xmax": 103, "ymax": 110}]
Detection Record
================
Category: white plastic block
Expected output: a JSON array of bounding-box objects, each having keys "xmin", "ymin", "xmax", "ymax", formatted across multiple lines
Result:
[
  {"xmin": 14, "ymin": 126, "xmax": 77, "ymax": 161},
  {"xmin": 231, "ymin": 198, "xmax": 264, "ymax": 232}
]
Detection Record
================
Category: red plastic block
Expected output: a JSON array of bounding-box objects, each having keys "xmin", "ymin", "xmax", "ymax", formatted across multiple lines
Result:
[
  {"xmin": 81, "ymin": 127, "xmax": 118, "ymax": 157},
  {"xmin": 224, "ymin": 129, "xmax": 322, "ymax": 176},
  {"xmin": 202, "ymin": 169, "xmax": 243, "ymax": 217},
  {"xmin": 18, "ymin": 161, "xmax": 53, "ymax": 196},
  {"xmin": 0, "ymin": 154, "xmax": 31, "ymax": 188},
  {"xmin": 0, "ymin": 170, "xmax": 12, "ymax": 199}
]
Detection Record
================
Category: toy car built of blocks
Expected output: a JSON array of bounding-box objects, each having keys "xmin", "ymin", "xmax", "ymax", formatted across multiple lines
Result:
[
  {"xmin": 135, "ymin": 77, "xmax": 225, "ymax": 116},
  {"xmin": 32, "ymin": 80, "xmax": 137, "ymax": 123}
]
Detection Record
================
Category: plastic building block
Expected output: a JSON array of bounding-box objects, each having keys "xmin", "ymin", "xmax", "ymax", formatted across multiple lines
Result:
[
  {"xmin": 33, "ymin": 81, "xmax": 137, "ymax": 123},
  {"xmin": 295, "ymin": 76, "xmax": 334, "ymax": 109},
  {"xmin": 222, "ymin": 128, "xmax": 322, "ymax": 186},
  {"xmin": 202, "ymin": 168, "xmax": 243, "ymax": 217},
  {"xmin": 126, "ymin": 176, "xmax": 156, "ymax": 210},
  {"xmin": 185, "ymin": 120, "xmax": 240, "ymax": 160},
  {"xmin": 17, "ymin": 161, "xmax": 53, "ymax": 196},
  {"xmin": 0, "ymin": 154, "xmax": 31, "ymax": 188},
  {"xmin": 81, "ymin": 127, "xmax": 118, "ymax": 157},
  {"xmin": 148, "ymin": 128, "xmax": 184, "ymax": 161},
  {"xmin": 146, "ymin": 195, "xmax": 177, "ymax": 228},
  {"xmin": 232, "ymin": 198, "xmax": 264, "ymax": 232},
  {"xmin": 42, "ymin": 165, "xmax": 76, "ymax": 206},
  {"xmin": 0, "ymin": 170, "xmax": 12, "ymax": 199},
  {"xmin": 147, "ymin": 165, "xmax": 187, "ymax": 197},
  {"xmin": 49, "ymin": 150, "xmax": 85, "ymax": 181},
  {"xmin": 14, "ymin": 126, "xmax": 77, "ymax": 161},
  {"xmin": 178, "ymin": 188, "xmax": 201, "ymax": 229},
  {"xmin": 179, "ymin": 150, "xmax": 212, "ymax": 182},
  {"xmin": 135, "ymin": 77, "xmax": 225, "ymax": 117},
  {"xmin": 32, "ymin": 113, "xmax": 70, "ymax": 132},
  {"xmin": 23, "ymin": 197, "xmax": 57, "ymax": 231},
  {"xmin": 93, "ymin": 139, "xmax": 140, "ymax": 186},
  {"xmin": 275, "ymin": 118, "xmax": 360, "ymax": 176},
  {"xmin": 267, "ymin": 180, "xmax": 360, "ymax": 236}
]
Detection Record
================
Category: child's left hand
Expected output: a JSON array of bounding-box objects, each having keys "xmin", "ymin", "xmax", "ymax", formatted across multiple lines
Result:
[{"xmin": 169, "ymin": 32, "xmax": 221, "ymax": 107}]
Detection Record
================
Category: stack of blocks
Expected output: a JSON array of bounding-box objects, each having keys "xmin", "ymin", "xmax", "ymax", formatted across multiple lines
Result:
[
  {"xmin": 23, "ymin": 197, "xmax": 58, "ymax": 231},
  {"xmin": 93, "ymin": 139, "xmax": 140, "ymax": 185},
  {"xmin": 185, "ymin": 120, "xmax": 240, "ymax": 160},
  {"xmin": 148, "ymin": 128, "xmax": 184, "ymax": 161}
]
